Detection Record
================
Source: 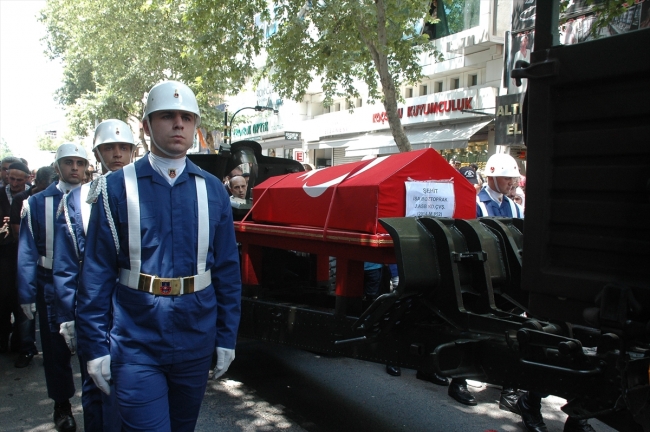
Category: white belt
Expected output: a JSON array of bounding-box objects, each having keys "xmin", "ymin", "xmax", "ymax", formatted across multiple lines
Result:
[
  {"xmin": 39, "ymin": 195, "xmax": 54, "ymax": 269},
  {"xmin": 121, "ymin": 163, "xmax": 211, "ymax": 295},
  {"xmin": 38, "ymin": 256, "xmax": 53, "ymax": 269},
  {"xmin": 118, "ymin": 268, "xmax": 211, "ymax": 296}
]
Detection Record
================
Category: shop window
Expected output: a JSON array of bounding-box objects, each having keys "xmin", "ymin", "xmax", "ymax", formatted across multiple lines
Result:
[
  {"xmin": 468, "ymin": 74, "xmax": 478, "ymax": 86},
  {"xmin": 451, "ymin": 78, "xmax": 460, "ymax": 90},
  {"xmin": 435, "ymin": 81, "xmax": 444, "ymax": 93}
]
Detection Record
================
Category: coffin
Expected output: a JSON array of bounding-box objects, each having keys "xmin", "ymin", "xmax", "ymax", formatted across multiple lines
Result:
[{"xmin": 251, "ymin": 149, "xmax": 476, "ymax": 234}]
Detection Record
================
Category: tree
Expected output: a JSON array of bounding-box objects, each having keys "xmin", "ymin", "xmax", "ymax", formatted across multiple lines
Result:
[
  {"xmin": 40, "ymin": 0, "xmax": 258, "ymax": 138},
  {"xmin": 187, "ymin": 0, "xmax": 440, "ymax": 152},
  {"xmin": 36, "ymin": 134, "xmax": 60, "ymax": 152},
  {"xmin": 0, "ymin": 138, "xmax": 12, "ymax": 160}
]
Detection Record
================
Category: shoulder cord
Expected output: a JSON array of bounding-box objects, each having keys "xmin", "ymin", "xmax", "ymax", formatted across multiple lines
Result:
[
  {"xmin": 21, "ymin": 199, "xmax": 34, "ymax": 238},
  {"xmin": 87, "ymin": 175, "xmax": 120, "ymax": 252},
  {"xmin": 56, "ymin": 193, "xmax": 80, "ymax": 259}
]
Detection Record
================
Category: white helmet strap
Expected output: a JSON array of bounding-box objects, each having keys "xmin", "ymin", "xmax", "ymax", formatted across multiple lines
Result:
[{"xmin": 94, "ymin": 144, "xmax": 135, "ymax": 173}]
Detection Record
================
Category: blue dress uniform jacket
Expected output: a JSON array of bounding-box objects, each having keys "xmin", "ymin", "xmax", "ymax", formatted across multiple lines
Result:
[
  {"xmin": 17, "ymin": 181, "xmax": 76, "ymax": 403},
  {"xmin": 77, "ymin": 155, "xmax": 242, "ymax": 366},
  {"xmin": 53, "ymin": 184, "xmax": 87, "ymax": 324},
  {"xmin": 53, "ymin": 182, "xmax": 122, "ymax": 432},
  {"xmin": 17, "ymin": 182, "xmax": 63, "ymax": 332},
  {"xmin": 476, "ymin": 188, "xmax": 523, "ymax": 218}
]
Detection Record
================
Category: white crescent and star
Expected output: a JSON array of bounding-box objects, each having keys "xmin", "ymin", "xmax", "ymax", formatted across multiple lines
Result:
[{"xmin": 299, "ymin": 156, "xmax": 388, "ymax": 198}]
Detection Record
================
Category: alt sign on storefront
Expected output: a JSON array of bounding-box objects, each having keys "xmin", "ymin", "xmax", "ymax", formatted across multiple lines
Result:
[{"xmin": 495, "ymin": 94, "xmax": 524, "ymax": 146}]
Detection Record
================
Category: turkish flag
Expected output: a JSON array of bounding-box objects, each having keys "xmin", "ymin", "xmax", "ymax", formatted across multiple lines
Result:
[{"xmin": 252, "ymin": 149, "xmax": 476, "ymax": 234}]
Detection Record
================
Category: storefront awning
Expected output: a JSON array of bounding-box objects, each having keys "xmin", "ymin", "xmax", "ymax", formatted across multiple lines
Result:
[
  {"xmin": 307, "ymin": 137, "xmax": 360, "ymax": 150},
  {"xmin": 344, "ymin": 119, "xmax": 492, "ymax": 157}
]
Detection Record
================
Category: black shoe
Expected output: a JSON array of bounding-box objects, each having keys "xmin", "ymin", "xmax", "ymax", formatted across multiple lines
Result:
[
  {"xmin": 516, "ymin": 393, "xmax": 548, "ymax": 432},
  {"xmin": 564, "ymin": 417, "xmax": 596, "ymax": 432},
  {"xmin": 53, "ymin": 400, "xmax": 76, "ymax": 432},
  {"xmin": 499, "ymin": 388, "xmax": 524, "ymax": 414},
  {"xmin": 385, "ymin": 365, "xmax": 401, "ymax": 376},
  {"xmin": 416, "ymin": 370, "xmax": 449, "ymax": 386},
  {"xmin": 448, "ymin": 379, "xmax": 477, "ymax": 406},
  {"xmin": 14, "ymin": 352, "xmax": 34, "ymax": 368}
]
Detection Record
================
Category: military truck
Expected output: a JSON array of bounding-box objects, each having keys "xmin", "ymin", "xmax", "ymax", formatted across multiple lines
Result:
[{"xmin": 190, "ymin": 4, "xmax": 650, "ymax": 429}]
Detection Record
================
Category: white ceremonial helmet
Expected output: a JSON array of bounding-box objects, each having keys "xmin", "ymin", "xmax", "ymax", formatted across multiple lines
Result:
[
  {"xmin": 93, "ymin": 119, "xmax": 136, "ymax": 150},
  {"xmin": 484, "ymin": 153, "xmax": 520, "ymax": 177},
  {"xmin": 142, "ymin": 80, "xmax": 201, "ymax": 127},
  {"xmin": 55, "ymin": 143, "xmax": 89, "ymax": 162}
]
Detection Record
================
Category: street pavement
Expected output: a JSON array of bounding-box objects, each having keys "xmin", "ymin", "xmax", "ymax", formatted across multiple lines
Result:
[{"xmin": 1, "ymin": 331, "xmax": 618, "ymax": 432}]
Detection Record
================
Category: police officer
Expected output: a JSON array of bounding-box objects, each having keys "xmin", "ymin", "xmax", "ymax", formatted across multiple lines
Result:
[
  {"xmin": 54, "ymin": 119, "xmax": 136, "ymax": 431},
  {"xmin": 18, "ymin": 143, "xmax": 89, "ymax": 432},
  {"xmin": 476, "ymin": 153, "xmax": 524, "ymax": 218},
  {"xmin": 76, "ymin": 80, "xmax": 242, "ymax": 431}
]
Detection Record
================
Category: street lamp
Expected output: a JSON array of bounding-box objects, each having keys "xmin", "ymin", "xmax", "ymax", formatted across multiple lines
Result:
[{"xmin": 226, "ymin": 105, "xmax": 278, "ymax": 145}]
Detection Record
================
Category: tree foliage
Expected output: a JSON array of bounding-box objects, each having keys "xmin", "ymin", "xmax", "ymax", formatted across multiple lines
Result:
[
  {"xmin": 40, "ymin": 0, "xmax": 248, "ymax": 136},
  {"xmin": 36, "ymin": 134, "xmax": 60, "ymax": 152},
  {"xmin": 0, "ymin": 139, "xmax": 12, "ymax": 160},
  {"xmin": 187, "ymin": 0, "xmax": 439, "ymax": 152},
  {"xmin": 43, "ymin": 0, "xmax": 440, "ymax": 152}
]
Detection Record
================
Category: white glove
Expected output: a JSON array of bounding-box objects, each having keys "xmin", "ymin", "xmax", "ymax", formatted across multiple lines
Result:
[
  {"xmin": 212, "ymin": 347, "xmax": 235, "ymax": 380},
  {"xmin": 21, "ymin": 303, "xmax": 36, "ymax": 320},
  {"xmin": 87, "ymin": 355, "xmax": 112, "ymax": 395},
  {"xmin": 59, "ymin": 321, "xmax": 77, "ymax": 354}
]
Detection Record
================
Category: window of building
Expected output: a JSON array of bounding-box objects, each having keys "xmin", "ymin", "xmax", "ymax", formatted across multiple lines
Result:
[
  {"xmin": 334, "ymin": 103, "xmax": 341, "ymax": 112},
  {"xmin": 348, "ymin": 100, "xmax": 355, "ymax": 109},
  {"xmin": 422, "ymin": 0, "xmax": 481, "ymax": 40},
  {"xmin": 406, "ymin": 88, "xmax": 414, "ymax": 98},
  {"xmin": 357, "ymin": 98, "xmax": 363, "ymax": 107},
  {"xmin": 451, "ymin": 78, "xmax": 460, "ymax": 90},
  {"xmin": 435, "ymin": 81, "xmax": 444, "ymax": 93},
  {"xmin": 420, "ymin": 85, "xmax": 428, "ymax": 96},
  {"xmin": 469, "ymin": 74, "xmax": 478, "ymax": 86}
]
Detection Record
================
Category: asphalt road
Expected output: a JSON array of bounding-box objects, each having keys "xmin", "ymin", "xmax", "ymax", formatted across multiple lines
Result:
[{"xmin": 0, "ymin": 335, "xmax": 618, "ymax": 432}]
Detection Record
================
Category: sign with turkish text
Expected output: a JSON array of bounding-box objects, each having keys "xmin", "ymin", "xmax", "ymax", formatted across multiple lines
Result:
[
  {"xmin": 495, "ymin": 94, "xmax": 524, "ymax": 146},
  {"xmin": 285, "ymin": 131, "xmax": 301, "ymax": 141},
  {"xmin": 405, "ymin": 181, "xmax": 455, "ymax": 218}
]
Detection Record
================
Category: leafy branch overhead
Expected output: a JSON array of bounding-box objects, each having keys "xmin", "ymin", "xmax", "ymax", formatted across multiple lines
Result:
[{"xmin": 43, "ymin": 0, "xmax": 441, "ymax": 152}]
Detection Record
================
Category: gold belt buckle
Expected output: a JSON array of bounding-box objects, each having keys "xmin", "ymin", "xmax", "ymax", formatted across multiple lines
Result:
[
  {"xmin": 183, "ymin": 276, "xmax": 195, "ymax": 294},
  {"xmin": 152, "ymin": 277, "xmax": 182, "ymax": 296}
]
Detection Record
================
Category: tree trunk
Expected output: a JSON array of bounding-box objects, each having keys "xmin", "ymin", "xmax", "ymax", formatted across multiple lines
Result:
[
  {"xmin": 366, "ymin": 0, "xmax": 412, "ymax": 152},
  {"xmin": 139, "ymin": 127, "xmax": 149, "ymax": 154},
  {"xmin": 206, "ymin": 131, "xmax": 216, "ymax": 154}
]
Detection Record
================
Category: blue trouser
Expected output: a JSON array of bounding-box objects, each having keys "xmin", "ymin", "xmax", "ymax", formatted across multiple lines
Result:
[
  {"xmin": 79, "ymin": 352, "xmax": 122, "ymax": 432},
  {"xmin": 112, "ymin": 354, "xmax": 212, "ymax": 432},
  {"xmin": 37, "ymin": 283, "xmax": 75, "ymax": 403},
  {"xmin": 14, "ymin": 302, "xmax": 37, "ymax": 355},
  {"xmin": 364, "ymin": 267, "xmax": 383, "ymax": 300}
]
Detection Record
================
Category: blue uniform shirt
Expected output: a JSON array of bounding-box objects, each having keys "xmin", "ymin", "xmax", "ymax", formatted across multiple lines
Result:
[
  {"xmin": 77, "ymin": 155, "xmax": 242, "ymax": 365},
  {"xmin": 17, "ymin": 182, "xmax": 64, "ymax": 332},
  {"xmin": 476, "ymin": 187, "xmax": 523, "ymax": 218}
]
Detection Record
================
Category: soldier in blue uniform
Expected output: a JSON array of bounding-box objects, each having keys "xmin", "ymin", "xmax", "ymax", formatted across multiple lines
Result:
[
  {"xmin": 76, "ymin": 80, "xmax": 242, "ymax": 432},
  {"xmin": 476, "ymin": 153, "xmax": 524, "ymax": 218},
  {"xmin": 18, "ymin": 143, "xmax": 89, "ymax": 432},
  {"xmin": 54, "ymin": 119, "xmax": 136, "ymax": 432}
]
